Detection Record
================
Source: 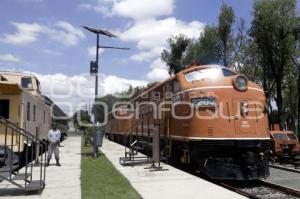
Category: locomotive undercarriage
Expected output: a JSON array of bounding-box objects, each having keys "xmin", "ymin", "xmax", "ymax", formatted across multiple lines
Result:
[
  {"xmin": 181, "ymin": 140, "xmax": 271, "ymax": 180},
  {"xmin": 108, "ymin": 133, "xmax": 271, "ymax": 180}
]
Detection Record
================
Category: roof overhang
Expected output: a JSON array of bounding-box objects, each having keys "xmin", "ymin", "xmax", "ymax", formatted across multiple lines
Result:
[{"xmin": 0, "ymin": 82, "xmax": 22, "ymax": 94}]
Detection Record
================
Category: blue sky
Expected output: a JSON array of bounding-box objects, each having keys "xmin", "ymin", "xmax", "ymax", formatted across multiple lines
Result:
[
  {"xmin": 0, "ymin": 0, "xmax": 261, "ymax": 78},
  {"xmin": 0, "ymin": 0, "xmax": 299, "ymax": 113}
]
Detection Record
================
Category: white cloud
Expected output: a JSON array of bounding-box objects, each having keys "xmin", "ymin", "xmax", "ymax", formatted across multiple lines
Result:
[
  {"xmin": 78, "ymin": 3, "xmax": 112, "ymax": 16},
  {"xmin": 120, "ymin": 18, "xmax": 204, "ymax": 50},
  {"xmin": 1, "ymin": 21, "xmax": 85, "ymax": 46},
  {"xmin": 48, "ymin": 21, "xmax": 86, "ymax": 46},
  {"xmin": 88, "ymin": 46, "xmax": 104, "ymax": 58},
  {"xmin": 146, "ymin": 58, "xmax": 169, "ymax": 81},
  {"xmin": 102, "ymin": 75, "xmax": 146, "ymax": 95},
  {"xmin": 121, "ymin": 18, "xmax": 203, "ymax": 81},
  {"xmin": 0, "ymin": 22, "xmax": 44, "ymax": 45},
  {"xmin": 36, "ymin": 72, "xmax": 147, "ymax": 115},
  {"xmin": 78, "ymin": 0, "xmax": 173, "ymax": 20},
  {"xmin": 112, "ymin": 0, "xmax": 174, "ymax": 20},
  {"xmin": 0, "ymin": 53, "xmax": 20, "ymax": 62},
  {"xmin": 130, "ymin": 46, "xmax": 163, "ymax": 62}
]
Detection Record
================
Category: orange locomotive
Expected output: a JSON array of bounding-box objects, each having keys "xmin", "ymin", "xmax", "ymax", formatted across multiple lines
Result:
[
  {"xmin": 270, "ymin": 130, "xmax": 299, "ymax": 159},
  {"xmin": 105, "ymin": 65, "xmax": 271, "ymax": 180}
]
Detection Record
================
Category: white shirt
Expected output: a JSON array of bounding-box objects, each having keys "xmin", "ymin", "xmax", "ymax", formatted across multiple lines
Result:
[{"xmin": 48, "ymin": 129, "xmax": 61, "ymax": 144}]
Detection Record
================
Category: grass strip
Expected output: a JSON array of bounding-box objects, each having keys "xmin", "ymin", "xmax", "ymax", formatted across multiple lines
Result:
[{"xmin": 81, "ymin": 137, "xmax": 141, "ymax": 199}]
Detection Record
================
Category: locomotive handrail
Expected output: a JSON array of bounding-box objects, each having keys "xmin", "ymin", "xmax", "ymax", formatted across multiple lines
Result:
[{"xmin": 130, "ymin": 140, "xmax": 137, "ymax": 147}]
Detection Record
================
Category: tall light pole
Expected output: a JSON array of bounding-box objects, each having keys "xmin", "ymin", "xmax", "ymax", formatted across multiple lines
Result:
[{"xmin": 82, "ymin": 25, "xmax": 129, "ymax": 158}]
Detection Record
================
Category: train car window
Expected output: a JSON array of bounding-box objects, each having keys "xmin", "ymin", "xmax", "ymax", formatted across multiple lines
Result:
[
  {"xmin": 43, "ymin": 110, "xmax": 46, "ymax": 124},
  {"xmin": 27, "ymin": 102, "xmax": 30, "ymax": 121},
  {"xmin": 0, "ymin": 100, "xmax": 9, "ymax": 119},
  {"xmin": 21, "ymin": 77, "xmax": 32, "ymax": 89},
  {"xmin": 287, "ymin": 133, "xmax": 297, "ymax": 140},
  {"xmin": 272, "ymin": 133, "xmax": 288, "ymax": 140},
  {"xmin": 222, "ymin": 69, "xmax": 237, "ymax": 77},
  {"xmin": 33, "ymin": 105, "xmax": 36, "ymax": 122},
  {"xmin": 185, "ymin": 68, "xmax": 222, "ymax": 82},
  {"xmin": 153, "ymin": 92, "xmax": 160, "ymax": 100},
  {"xmin": 141, "ymin": 92, "xmax": 149, "ymax": 99},
  {"xmin": 172, "ymin": 79, "xmax": 180, "ymax": 93},
  {"xmin": 36, "ymin": 79, "xmax": 41, "ymax": 93}
]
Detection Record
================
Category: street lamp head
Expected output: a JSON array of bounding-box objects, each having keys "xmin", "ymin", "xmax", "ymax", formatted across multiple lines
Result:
[{"xmin": 82, "ymin": 25, "xmax": 117, "ymax": 38}]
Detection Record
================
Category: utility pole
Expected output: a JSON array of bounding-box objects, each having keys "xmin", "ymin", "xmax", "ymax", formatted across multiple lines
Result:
[{"xmin": 82, "ymin": 25, "xmax": 129, "ymax": 159}]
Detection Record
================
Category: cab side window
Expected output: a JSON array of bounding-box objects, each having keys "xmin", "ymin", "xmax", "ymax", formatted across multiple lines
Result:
[
  {"xmin": 172, "ymin": 79, "xmax": 181, "ymax": 93},
  {"xmin": 21, "ymin": 77, "xmax": 32, "ymax": 89}
]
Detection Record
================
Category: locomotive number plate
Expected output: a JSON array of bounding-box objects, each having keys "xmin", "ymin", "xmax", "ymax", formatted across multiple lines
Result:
[{"xmin": 191, "ymin": 97, "xmax": 215, "ymax": 106}]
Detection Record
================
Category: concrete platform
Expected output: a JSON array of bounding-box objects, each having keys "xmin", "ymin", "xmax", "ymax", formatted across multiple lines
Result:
[
  {"xmin": 266, "ymin": 167, "xmax": 300, "ymax": 190},
  {"xmin": 0, "ymin": 135, "xmax": 81, "ymax": 199},
  {"xmin": 100, "ymin": 138, "xmax": 246, "ymax": 199}
]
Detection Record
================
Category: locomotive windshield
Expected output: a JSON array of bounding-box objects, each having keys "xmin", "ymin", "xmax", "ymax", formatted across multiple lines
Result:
[
  {"xmin": 185, "ymin": 67, "xmax": 236, "ymax": 82},
  {"xmin": 287, "ymin": 133, "xmax": 297, "ymax": 140},
  {"xmin": 272, "ymin": 133, "xmax": 288, "ymax": 140}
]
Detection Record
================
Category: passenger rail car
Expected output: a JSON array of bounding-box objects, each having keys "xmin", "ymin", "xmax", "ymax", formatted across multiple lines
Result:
[{"xmin": 106, "ymin": 65, "xmax": 271, "ymax": 180}]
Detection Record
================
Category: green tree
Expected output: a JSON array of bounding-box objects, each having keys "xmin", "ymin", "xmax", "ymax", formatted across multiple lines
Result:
[
  {"xmin": 293, "ymin": 17, "xmax": 300, "ymax": 135},
  {"xmin": 184, "ymin": 25, "xmax": 220, "ymax": 65},
  {"xmin": 218, "ymin": 2, "xmax": 235, "ymax": 67},
  {"xmin": 92, "ymin": 85, "xmax": 146, "ymax": 123},
  {"xmin": 72, "ymin": 110, "xmax": 91, "ymax": 131},
  {"xmin": 250, "ymin": 0, "xmax": 298, "ymax": 129},
  {"xmin": 161, "ymin": 34, "xmax": 191, "ymax": 74}
]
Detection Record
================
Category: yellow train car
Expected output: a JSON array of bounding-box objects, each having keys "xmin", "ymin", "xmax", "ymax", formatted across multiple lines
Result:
[{"xmin": 0, "ymin": 72, "xmax": 51, "ymax": 155}]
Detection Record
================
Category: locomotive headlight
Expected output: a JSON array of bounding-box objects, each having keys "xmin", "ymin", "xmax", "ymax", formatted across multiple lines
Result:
[{"xmin": 234, "ymin": 75, "xmax": 248, "ymax": 91}]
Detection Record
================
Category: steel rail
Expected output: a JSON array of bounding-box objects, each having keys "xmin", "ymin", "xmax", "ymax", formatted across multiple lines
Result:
[{"xmin": 269, "ymin": 162, "xmax": 300, "ymax": 173}]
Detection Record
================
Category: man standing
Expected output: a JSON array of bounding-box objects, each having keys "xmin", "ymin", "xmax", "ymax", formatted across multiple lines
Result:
[{"xmin": 47, "ymin": 124, "xmax": 61, "ymax": 166}]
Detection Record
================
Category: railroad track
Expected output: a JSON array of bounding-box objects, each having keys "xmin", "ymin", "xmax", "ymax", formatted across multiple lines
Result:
[
  {"xmin": 172, "ymin": 156, "xmax": 300, "ymax": 198},
  {"xmin": 269, "ymin": 160, "xmax": 300, "ymax": 173},
  {"xmin": 219, "ymin": 180, "xmax": 300, "ymax": 199}
]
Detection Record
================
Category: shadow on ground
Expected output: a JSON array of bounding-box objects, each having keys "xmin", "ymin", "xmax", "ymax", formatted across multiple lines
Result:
[
  {"xmin": 0, "ymin": 187, "xmax": 42, "ymax": 196},
  {"xmin": 79, "ymin": 152, "xmax": 104, "ymax": 158}
]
